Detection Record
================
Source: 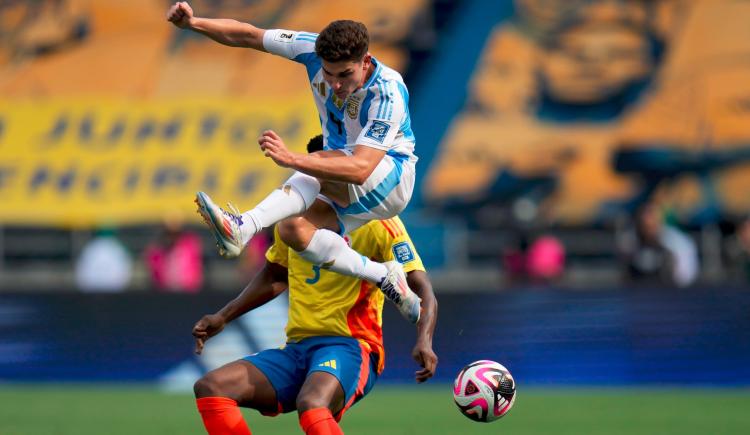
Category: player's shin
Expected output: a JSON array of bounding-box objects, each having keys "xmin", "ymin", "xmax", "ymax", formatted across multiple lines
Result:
[
  {"xmin": 242, "ymin": 172, "xmax": 321, "ymax": 240},
  {"xmin": 299, "ymin": 407, "xmax": 343, "ymax": 435},
  {"xmin": 298, "ymin": 229, "xmax": 387, "ymax": 284}
]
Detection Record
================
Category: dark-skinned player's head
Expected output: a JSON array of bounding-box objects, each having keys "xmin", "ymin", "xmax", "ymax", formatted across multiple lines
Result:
[{"xmin": 306, "ymin": 134, "xmax": 324, "ymax": 153}]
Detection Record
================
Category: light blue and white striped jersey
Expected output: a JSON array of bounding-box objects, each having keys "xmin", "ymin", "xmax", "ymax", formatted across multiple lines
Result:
[{"xmin": 262, "ymin": 29, "xmax": 417, "ymax": 164}]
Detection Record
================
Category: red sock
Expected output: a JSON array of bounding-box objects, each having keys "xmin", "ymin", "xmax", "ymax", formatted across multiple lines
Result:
[
  {"xmin": 196, "ymin": 397, "xmax": 252, "ymax": 435},
  {"xmin": 299, "ymin": 407, "xmax": 343, "ymax": 435}
]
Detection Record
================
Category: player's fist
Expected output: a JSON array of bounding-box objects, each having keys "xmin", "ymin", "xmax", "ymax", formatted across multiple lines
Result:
[
  {"xmin": 167, "ymin": 1, "xmax": 194, "ymax": 29},
  {"xmin": 192, "ymin": 313, "xmax": 226, "ymax": 354},
  {"xmin": 258, "ymin": 130, "xmax": 296, "ymax": 168},
  {"xmin": 412, "ymin": 342, "xmax": 438, "ymax": 383}
]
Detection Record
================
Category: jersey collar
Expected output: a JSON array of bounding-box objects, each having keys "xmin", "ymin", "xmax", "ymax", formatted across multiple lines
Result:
[{"xmin": 361, "ymin": 56, "xmax": 382, "ymax": 90}]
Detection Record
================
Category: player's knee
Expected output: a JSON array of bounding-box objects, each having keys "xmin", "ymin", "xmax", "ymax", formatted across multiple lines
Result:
[
  {"xmin": 278, "ymin": 217, "xmax": 309, "ymax": 250},
  {"xmin": 193, "ymin": 373, "xmax": 223, "ymax": 398},
  {"xmin": 296, "ymin": 393, "xmax": 330, "ymax": 413}
]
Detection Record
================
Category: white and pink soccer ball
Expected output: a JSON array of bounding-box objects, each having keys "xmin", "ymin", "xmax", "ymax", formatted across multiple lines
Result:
[{"xmin": 453, "ymin": 360, "xmax": 516, "ymax": 423}]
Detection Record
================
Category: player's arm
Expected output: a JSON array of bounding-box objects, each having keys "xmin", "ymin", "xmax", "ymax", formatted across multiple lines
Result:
[
  {"xmin": 166, "ymin": 2, "xmax": 266, "ymax": 50},
  {"xmin": 406, "ymin": 270, "xmax": 439, "ymax": 383},
  {"xmin": 260, "ymin": 80, "xmax": 407, "ymax": 183},
  {"xmin": 192, "ymin": 260, "xmax": 288, "ymax": 354},
  {"xmin": 259, "ymin": 130, "xmax": 385, "ymax": 185}
]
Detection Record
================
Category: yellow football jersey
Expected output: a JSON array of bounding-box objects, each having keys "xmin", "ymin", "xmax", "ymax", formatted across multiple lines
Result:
[{"xmin": 265, "ymin": 216, "xmax": 425, "ymax": 373}]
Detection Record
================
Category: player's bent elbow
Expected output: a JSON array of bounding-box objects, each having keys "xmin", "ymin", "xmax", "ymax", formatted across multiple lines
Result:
[
  {"xmin": 342, "ymin": 168, "xmax": 369, "ymax": 185},
  {"xmin": 352, "ymin": 165, "xmax": 376, "ymax": 185},
  {"xmin": 352, "ymin": 173, "xmax": 369, "ymax": 186}
]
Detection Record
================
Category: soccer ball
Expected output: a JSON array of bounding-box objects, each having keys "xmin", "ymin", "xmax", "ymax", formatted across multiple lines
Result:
[{"xmin": 453, "ymin": 360, "xmax": 516, "ymax": 423}]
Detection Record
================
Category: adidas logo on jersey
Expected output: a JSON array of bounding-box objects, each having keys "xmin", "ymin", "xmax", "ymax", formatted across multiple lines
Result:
[{"xmin": 318, "ymin": 359, "xmax": 337, "ymax": 369}]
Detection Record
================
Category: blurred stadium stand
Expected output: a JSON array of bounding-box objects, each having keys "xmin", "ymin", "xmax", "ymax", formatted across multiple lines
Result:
[{"xmin": 2, "ymin": 0, "xmax": 750, "ymax": 293}]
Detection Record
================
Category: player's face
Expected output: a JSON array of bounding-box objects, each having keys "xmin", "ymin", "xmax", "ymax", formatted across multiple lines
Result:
[{"xmin": 321, "ymin": 54, "xmax": 372, "ymax": 99}]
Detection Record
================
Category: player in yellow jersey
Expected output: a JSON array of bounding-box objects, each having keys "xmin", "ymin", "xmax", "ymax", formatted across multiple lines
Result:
[{"xmin": 190, "ymin": 136, "xmax": 438, "ymax": 435}]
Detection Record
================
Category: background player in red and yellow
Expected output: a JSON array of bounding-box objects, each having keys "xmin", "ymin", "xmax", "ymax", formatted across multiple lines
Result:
[{"xmin": 191, "ymin": 136, "xmax": 438, "ymax": 435}]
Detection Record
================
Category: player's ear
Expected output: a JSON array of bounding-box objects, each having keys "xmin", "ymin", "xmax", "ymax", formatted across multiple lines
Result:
[{"xmin": 362, "ymin": 53, "xmax": 372, "ymax": 68}]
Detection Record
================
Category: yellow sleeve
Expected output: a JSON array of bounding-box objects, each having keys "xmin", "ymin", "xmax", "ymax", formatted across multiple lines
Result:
[
  {"xmin": 376, "ymin": 217, "xmax": 425, "ymax": 274},
  {"xmin": 264, "ymin": 225, "xmax": 290, "ymax": 268}
]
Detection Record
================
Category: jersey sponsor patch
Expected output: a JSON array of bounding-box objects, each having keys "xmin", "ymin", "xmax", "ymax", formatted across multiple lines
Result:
[
  {"xmin": 274, "ymin": 31, "xmax": 295, "ymax": 43},
  {"xmin": 364, "ymin": 120, "xmax": 390, "ymax": 143},
  {"xmin": 392, "ymin": 241, "xmax": 415, "ymax": 264}
]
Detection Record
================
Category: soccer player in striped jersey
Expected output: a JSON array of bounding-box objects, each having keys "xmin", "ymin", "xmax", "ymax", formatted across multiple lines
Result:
[
  {"xmin": 167, "ymin": 2, "xmax": 422, "ymax": 323},
  {"xmin": 191, "ymin": 152, "xmax": 438, "ymax": 435}
]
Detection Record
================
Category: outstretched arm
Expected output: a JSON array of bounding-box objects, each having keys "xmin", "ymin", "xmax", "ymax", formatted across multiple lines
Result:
[
  {"xmin": 406, "ymin": 270, "xmax": 438, "ymax": 383},
  {"xmin": 192, "ymin": 260, "xmax": 288, "ymax": 354},
  {"xmin": 166, "ymin": 1, "xmax": 266, "ymax": 50}
]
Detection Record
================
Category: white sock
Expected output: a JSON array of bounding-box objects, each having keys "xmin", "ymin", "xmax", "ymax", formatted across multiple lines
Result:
[
  {"xmin": 240, "ymin": 172, "xmax": 321, "ymax": 243},
  {"xmin": 299, "ymin": 229, "xmax": 388, "ymax": 284}
]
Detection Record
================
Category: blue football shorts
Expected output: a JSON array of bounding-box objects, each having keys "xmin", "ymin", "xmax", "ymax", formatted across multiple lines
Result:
[{"xmin": 244, "ymin": 336, "xmax": 378, "ymax": 420}]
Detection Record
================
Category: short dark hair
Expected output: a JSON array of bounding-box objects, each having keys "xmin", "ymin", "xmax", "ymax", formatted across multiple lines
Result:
[
  {"xmin": 315, "ymin": 20, "xmax": 369, "ymax": 62},
  {"xmin": 307, "ymin": 134, "xmax": 324, "ymax": 153}
]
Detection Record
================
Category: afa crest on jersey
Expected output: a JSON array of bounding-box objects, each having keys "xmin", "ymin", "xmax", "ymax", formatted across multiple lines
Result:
[{"xmin": 347, "ymin": 96, "xmax": 360, "ymax": 119}]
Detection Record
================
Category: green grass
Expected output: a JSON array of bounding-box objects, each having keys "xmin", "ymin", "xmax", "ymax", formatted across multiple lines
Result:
[{"xmin": 0, "ymin": 384, "xmax": 748, "ymax": 434}]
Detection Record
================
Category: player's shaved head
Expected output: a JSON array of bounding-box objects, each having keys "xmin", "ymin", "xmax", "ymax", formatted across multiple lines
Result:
[
  {"xmin": 316, "ymin": 20, "xmax": 369, "ymax": 62},
  {"xmin": 307, "ymin": 135, "xmax": 324, "ymax": 153}
]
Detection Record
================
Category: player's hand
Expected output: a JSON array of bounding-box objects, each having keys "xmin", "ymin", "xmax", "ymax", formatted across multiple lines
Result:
[
  {"xmin": 412, "ymin": 341, "xmax": 438, "ymax": 383},
  {"xmin": 258, "ymin": 130, "xmax": 297, "ymax": 168},
  {"xmin": 167, "ymin": 1, "xmax": 194, "ymax": 29},
  {"xmin": 192, "ymin": 313, "xmax": 227, "ymax": 355}
]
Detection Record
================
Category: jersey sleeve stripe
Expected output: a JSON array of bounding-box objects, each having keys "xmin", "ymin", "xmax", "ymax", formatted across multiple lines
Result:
[
  {"xmin": 379, "ymin": 219, "xmax": 397, "ymax": 238},
  {"xmin": 376, "ymin": 82, "xmax": 385, "ymax": 118},
  {"xmin": 380, "ymin": 219, "xmax": 396, "ymax": 237},
  {"xmin": 386, "ymin": 82, "xmax": 395, "ymax": 120},
  {"xmin": 393, "ymin": 219, "xmax": 404, "ymax": 236},
  {"xmin": 377, "ymin": 81, "xmax": 391, "ymax": 119},
  {"xmin": 384, "ymin": 84, "xmax": 392, "ymax": 119},
  {"xmin": 388, "ymin": 218, "xmax": 405, "ymax": 236}
]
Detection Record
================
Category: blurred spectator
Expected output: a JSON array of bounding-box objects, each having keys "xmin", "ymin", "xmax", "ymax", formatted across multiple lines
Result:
[
  {"xmin": 501, "ymin": 232, "xmax": 566, "ymax": 286},
  {"xmin": 75, "ymin": 226, "xmax": 133, "ymax": 292},
  {"xmin": 726, "ymin": 215, "xmax": 750, "ymax": 284},
  {"xmin": 617, "ymin": 202, "xmax": 699, "ymax": 287},
  {"xmin": 144, "ymin": 215, "xmax": 203, "ymax": 293},
  {"xmin": 526, "ymin": 235, "xmax": 566, "ymax": 284},
  {"xmin": 501, "ymin": 233, "xmax": 529, "ymax": 285}
]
